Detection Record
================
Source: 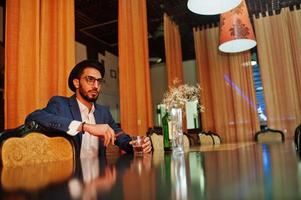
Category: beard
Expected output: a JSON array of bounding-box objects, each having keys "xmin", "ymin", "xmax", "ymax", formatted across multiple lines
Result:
[{"xmin": 79, "ymin": 87, "xmax": 99, "ymax": 102}]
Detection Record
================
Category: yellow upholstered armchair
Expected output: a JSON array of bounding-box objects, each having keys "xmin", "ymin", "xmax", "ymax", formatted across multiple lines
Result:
[
  {"xmin": 198, "ymin": 130, "xmax": 221, "ymax": 146},
  {"xmin": 0, "ymin": 121, "xmax": 75, "ymax": 167},
  {"xmin": 254, "ymin": 127, "xmax": 285, "ymax": 143}
]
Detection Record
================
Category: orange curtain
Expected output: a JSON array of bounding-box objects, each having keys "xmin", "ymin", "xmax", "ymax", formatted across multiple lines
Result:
[
  {"xmin": 164, "ymin": 14, "xmax": 184, "ymax": 87},
  {"xmin": 253, "ymin": 8, "xmax": 301, "ymax": 138},
  {"xmin": 194, "ymin": 26, "xmax": 259, "ymax": 143},
  {"xmin": 118, "ymin": 0, "xmax": 153, "ymax": 135},
  {"xmin": 5, "ymin": 0, "xmax": 75, "ymax": 128}
]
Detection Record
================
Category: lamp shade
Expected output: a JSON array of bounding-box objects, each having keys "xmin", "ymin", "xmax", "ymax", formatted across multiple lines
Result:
[
  {"xmin": 187, "ymin": 0, "xmax": 242, "ymax": 15},
  {"xmin": 219, "ymin": 0, "xmax": 256, "ymax": 53}
]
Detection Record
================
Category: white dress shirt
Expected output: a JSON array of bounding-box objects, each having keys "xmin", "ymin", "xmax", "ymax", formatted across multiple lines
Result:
[
  {"xmin": 66, "ymin": 99, "xmax": 99, "ymax": 158},
  {"xmin": 67, "ymin": 100, "xmax": 101, "ymax": 199}
]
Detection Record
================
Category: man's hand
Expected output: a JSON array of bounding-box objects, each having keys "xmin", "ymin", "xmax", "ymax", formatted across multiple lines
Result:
[
  {"xmin": 83, "ymin": 124, "xmax": 115, "ymax": 147},
  {"xmin": 141, "ymin": 137, "xmax": 152, "ymax": 153}
]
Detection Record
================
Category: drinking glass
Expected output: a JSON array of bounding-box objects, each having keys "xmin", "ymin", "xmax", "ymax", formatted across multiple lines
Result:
[{"xmin": 131, "ymin": 136, "xmax": 145, "ymax": 154}]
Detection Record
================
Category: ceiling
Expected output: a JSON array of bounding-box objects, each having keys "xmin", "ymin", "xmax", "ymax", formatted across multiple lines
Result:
[{"xmin": 75, "ymin": 0, "xmax": 301, "ymax": 61}]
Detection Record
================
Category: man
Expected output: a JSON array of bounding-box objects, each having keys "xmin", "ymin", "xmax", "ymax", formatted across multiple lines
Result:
[{"xmin": 26, "ymin": 59, "xmax": 152, "ymax": 157}]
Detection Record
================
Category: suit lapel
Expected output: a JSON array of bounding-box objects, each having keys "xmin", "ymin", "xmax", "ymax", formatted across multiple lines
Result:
[
  {"xmin": 94, "ymin": 106, "xmax": 102, "ymax": 124},
  {"xmin": 69, "ymin": 95, "xmax": 83, "ymax": 156},
  {"xmin": 69, "ymin": 95, "xmax": 82, "ymax": 121}
]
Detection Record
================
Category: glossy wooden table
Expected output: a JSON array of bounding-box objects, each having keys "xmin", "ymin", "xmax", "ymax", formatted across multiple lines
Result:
[{"xmin": 1, "ymin": 141, "xmax": 301, "ymax": 199}]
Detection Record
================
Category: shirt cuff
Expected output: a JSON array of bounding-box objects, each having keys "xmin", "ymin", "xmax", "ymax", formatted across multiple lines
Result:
[{"xmin": 67, "ymin": 120, "xmax": 83, "ymax": 136}]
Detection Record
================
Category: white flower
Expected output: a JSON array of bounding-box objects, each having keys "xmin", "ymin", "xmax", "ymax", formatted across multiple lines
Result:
[{"xmin": 162, "ymin": 79, "xmax": 204, "ymax": 112}]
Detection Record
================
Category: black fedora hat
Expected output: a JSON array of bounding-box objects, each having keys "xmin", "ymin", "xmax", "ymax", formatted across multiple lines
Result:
[{"xmin": 68, "ymin": 59, "xmax": 105, "ymax": 92}]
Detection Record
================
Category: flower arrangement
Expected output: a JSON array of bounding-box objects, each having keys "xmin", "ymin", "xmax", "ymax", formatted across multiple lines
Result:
[{"xmin": 162, "ymin": 79, "xmax": 204, "ymax": 112}]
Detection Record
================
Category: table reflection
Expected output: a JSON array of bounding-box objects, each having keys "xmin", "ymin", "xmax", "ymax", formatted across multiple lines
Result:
[
  {"xmin": 1, "ymin": 142, "xmax": 301, "ymax": 199},
  {"xmin": 1, "ymin": 159, "xmax": 73, "ymax": 191},
  {"xmin": 171, "ymin": 154, "xmax": 187, "ymax": 200},
  {"xmin": 68, "ymin": 157, "xmax": 118, "ymax": 199},
  {"xmin": 0, "ymin": 154, "xmax": 134, "ymax": 200}
]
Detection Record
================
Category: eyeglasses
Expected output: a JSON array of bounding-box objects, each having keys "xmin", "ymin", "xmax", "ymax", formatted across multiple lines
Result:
[{"xmin": 82, "ymin": 76, "xmax": 105, "ymax": 86}]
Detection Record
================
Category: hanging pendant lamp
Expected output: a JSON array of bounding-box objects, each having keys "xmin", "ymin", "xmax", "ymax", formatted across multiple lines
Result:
[
  {"xmin": 187, "ymin": 0, "xmax": 242, "ymax": 15},
  {"xmin": 219, "ymin": 0, "xmax": 256, "ymax": 53}
]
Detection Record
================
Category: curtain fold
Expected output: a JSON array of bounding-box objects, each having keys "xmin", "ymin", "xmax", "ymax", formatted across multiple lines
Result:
[
  {"xmin": 194, "ymin": 26, "xmax": 259, "ymax": 143},
  {"xmin": 118, "ymin": 0, "xmax": 153, "ymax": 135},
  {"xmin": 5, "ymin": 0, "xmax": 75, "ymax": 128},
  {"xmin": 253, "ymin": 8, "xmax": 301, "ymax": 138},
  {"xmin": 164, "ymin": 14, "xmax": 184, "ymax": 87}
]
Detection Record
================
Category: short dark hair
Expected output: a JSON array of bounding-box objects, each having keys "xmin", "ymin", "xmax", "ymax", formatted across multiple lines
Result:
[{"xmin": 68, "ymin": 59, "xmax": 105, "ymax": 92}]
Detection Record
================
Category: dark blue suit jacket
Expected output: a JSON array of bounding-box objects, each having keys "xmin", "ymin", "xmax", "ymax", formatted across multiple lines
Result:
[{"xmin": 25, "ymin": 95, "xmax": 133, "ymax": 156}]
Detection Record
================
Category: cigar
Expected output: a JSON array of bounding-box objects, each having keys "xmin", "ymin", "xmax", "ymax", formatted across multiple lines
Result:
[{"xmin": 115, "ymin": 132, "xmax": 123, "ymax": 138}]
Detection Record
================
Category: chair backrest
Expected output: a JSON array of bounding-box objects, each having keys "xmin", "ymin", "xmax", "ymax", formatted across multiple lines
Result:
[
  {"xmin": 147, "ymin": 128, "xmax": 190, "ymax": 151},
  {"xmin": 150, "ymin": 132, "xmax": 164, "ymax": 151},
  {"xmin": 0, "ymin": 122, "xmax": 75, "ymax": 167},
  {"xmin": 186, "ymin": 128, "xmax": 201, "ymax": 145},
  {"xmin": 294, "ymin": 124, "xmax": 301, "ymax": 150},
  {"xmin": 199, "ymin": 131, "xmax": 221, "ymax": 146},
  {"xmin": 183, "ymin": 134, "xmax": 190, "ymax": 149},
  {"xmin": 254, "ymin": 127, "xmax": 285, "ymax": 143}
]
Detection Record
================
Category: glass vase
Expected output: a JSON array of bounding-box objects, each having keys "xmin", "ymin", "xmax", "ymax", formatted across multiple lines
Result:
[{"xmin": 170, "ymin": 106, "xmax": 184, "ymax": 154}]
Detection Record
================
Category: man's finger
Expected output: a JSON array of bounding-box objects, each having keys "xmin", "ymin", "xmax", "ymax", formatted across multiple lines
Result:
[
  {"xmin": 142, "ymin": 140, "xmax": 151, "ymax": 148},
  {"xmin": 104, "ymin": 132, "xmax": 110, "ymax": 147},
  {"xmin": 109, "ymin": 128, "xmax": 115, "ymax": 145},
  {"xmin": 143, "ymin": 137, "xmax": 150, "ymax": 143},
  {"xmin": 143, "ymin": 145, "xmax": 152, "ymax": 153}
]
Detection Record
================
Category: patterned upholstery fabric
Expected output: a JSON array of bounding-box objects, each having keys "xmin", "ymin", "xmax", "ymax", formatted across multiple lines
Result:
[
  {"xmin": 150, "ymin": 133, "xmax": 164, "ymax": 151},
  {"xmin": 0, "ymin": 123, "xmax": 75, "ymax": 191},
  {"xmin": 0, "ymin": 122, "xmax": 75, "ymax": 167},
  {"xmin": 1, "ymin": 132, "xmax": 74, "ymax": 167},
  {"xmin": 256, "ymin": 132, "xmax": 283, "ymax": 143},
  {"xmin": 199, "ymin": 131, "xmax": 221, "ymax": 146},
  {"xmin": 255, "ymin": 127, "xmax": 284, "ymax": 143},
  {"xmin": 150, "ymin": 132, "xmax": 190, "ymax": 151}
]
